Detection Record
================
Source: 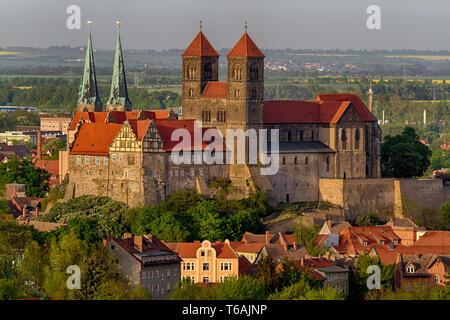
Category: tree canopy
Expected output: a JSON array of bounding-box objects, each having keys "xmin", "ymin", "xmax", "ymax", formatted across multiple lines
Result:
[{"xmin": 381, "ymin": 127, "xmax": 432, "ymax": 178}]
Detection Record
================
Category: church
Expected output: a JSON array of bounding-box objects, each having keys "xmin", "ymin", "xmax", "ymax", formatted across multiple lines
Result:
[{"xmin": 63, "ymin": 26, "xmax": 385, "ymax": 210}]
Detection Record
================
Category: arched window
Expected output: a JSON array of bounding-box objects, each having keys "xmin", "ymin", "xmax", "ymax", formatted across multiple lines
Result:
[
  {"xmin": 326, "ymin": 156, "xmax": 330, "ymax": 172},
  {"xmin": 235, "ymin": 89, "xmax": 240, "ymax": 99},
  {"xmin": 216, "ymin": 110, "xmax": 226, "ymax": 122},
  {"xmin": 305, "ymin": 157, "xmax": 309, "ymax": 165},
  {"xmin": 250, "ymin": 88, "xmax": 257, "ymax": 100},
  {"xmin": 203, "ymin": 61, "xmax": 213, "ymax": 79},
  {"xmin": 187, "ymin": 64, "xmax": 196, "ymax": 80},
  {"xmin": 311, "ymin": 130, "xmax": 314, "ymax": 141},
  {"xmin": 250, "ymin": 62, "xmax": 259, "ymax": 80},
  {"xmin": 355, "ymin": 128, "xmax": 360, "ymax": 149},
  {"xmin": 202, "ymin": 110, "xmax": 211, "ymax": 122},
  {"xmin": 341, "ymin": 129, "xmax": 347, "ymax": 150},
  {"xmin": 282, "ymin": 157, "xmax": 286, "ymax": 165},
  {"xmin": 189, "ymin": 88, "xmax": 194, "ymax": 97},
  {"xmin": 299, "ymin": 130, "xmax": 304, "ymax": 141},
  {"xmin": 233, "ymin": 65, "xmax": 242, "ymax": 80},
  {"xmin": 286, "ymin": 194, "xmax": 290, "ymax": 203},
  {"xmin": 294, "ymin": 157, "xmax": 297, "ymax": 165}
]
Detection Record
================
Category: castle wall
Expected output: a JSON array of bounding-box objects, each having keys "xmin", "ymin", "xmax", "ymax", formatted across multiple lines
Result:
[{"xmin": 319, "ymin": 178, "xmax": 449, "ymax": 220}]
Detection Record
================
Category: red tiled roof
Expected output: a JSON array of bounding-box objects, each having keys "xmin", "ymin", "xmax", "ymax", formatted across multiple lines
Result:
[
  {"xmin": 181, "ymin": 31, "xmax": 219, "ymax": 57},
  {"xmin": 238, "ymin": 256, "xmax": 255, "ymax": 275},
  {"xmin": 70, "ymin": 122, "xmax": 122, "ymax": 156},
  {"xmin": 235, "ymin": 243, "xmax": 265, "ymax": 254},
  {"xmin": 152, "ymin": 110, "xmax": 171, "ymax": 119},
  {"xmin": 165, "ymin": 241, "xmax": 238, "ymax": 259},
  {"xmin": 264, "ymin": 100, "xmax": 368, "ymax": 124},
  {"xmin": 68, "ymin": 111, "xmax": 109, "ymax": 130},
  {"xmin": 128, "ymin": 119, "xmax": 151, "ymax": 141},
  {"xmin": 412, "ymin": 231, "xmax": 450, "ymax": 247},
  {"xmin": 154, "ymin": 119, "xmax": 226, "ymax": 152},
  {"xmin": 315, "ymin": 94, "xmax": 377, "ymax": 122},
  {"xmin": 202, "ymin": 82, "xmax": 228, "ymax": 98},
  {"xmin": 227, "ymin": 32, "xmax": 265, "ymax": 58}
]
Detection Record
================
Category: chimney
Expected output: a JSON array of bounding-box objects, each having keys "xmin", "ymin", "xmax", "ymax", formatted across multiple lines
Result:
[
  {"xmin": 35, "ymin": 207, "xmax": 39, "ymax": 218},
  {"xmin": 293, "ymin": 242, "xmax": 298, "ymax": 250},
  {"xmin": 37, "ymin": 131, "xmax": 42, "ymax": 160},
  {"xmin": 300, "ymin": 257, "xmax": 304, "ymax": 267},
  {"xmin": 318, "ymin": 253, "xmax": 322, "ymax": 259},
  {"xmin": 134, "ymin": 236, "xmax": 143, "ymax": 252},
  {"xmin": 265, "ymin": 231, "xmax": 270, "ymax": 244},
  {"xmin": 123, "ymin": 233, "xmax": 132, "ymax": 239},
  {"xmin": 22, "ymin": 207, "xmax": 26, "ymax": 219},
  {"xmin": 282, "ymin": 242, "xmax": 288, "ymax": 251}
]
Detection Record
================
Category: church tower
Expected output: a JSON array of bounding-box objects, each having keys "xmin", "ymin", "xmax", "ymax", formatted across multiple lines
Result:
[
  {"xmin": 77, "ymin": 25, "xmax": 102, "ymax": 112},
  {"xmin": 181, "ymin": 29, "xmax": 219, "ymax": 118},
  {"xmin": 226, "ymin": 30, "xmax": 265, "ymax": 130},
  {"xmin": 106, "ymin": 23, "xmax": 132, "ymax": 111}
]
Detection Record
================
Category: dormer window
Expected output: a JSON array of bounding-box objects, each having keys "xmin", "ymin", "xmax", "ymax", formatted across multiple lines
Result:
[
  {"xmin": 362, "ymin": 240, "xmax": 368, "ymax": 246},
  {"xmin": 379, "ymin": 240, "xmax": 385, "ymax": 246},
  {"xmin": 406, "ymin": 265, "xmax": 415, "ymax": 273}
]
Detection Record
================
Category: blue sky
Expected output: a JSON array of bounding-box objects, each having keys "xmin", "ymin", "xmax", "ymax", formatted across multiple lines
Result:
[{"xmin": 1, "ymin": 0, "xmax": 450, "ymax": 50}]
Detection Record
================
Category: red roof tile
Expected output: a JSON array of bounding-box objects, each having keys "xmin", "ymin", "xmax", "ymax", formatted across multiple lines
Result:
[
  {"xmin": 70, "ymin": 122, "xmax": 122, "ymax": 156},
  {"xmin": 181, "ymin": 31, "xmax": 219, "ymax": 57},
  {"xmin": 235, "ymin": 243, "xmax": 265, "ymax": 254},
  {"xmin": 154, "ymin": 119, "xmax": 226, "ymax": 152},
  {"xmin": 152, "ymin": 110, "xmax": 171, "ymax": 119},
  {"xmin": 165, "ymin": 241, "xmax": 238, "ymax": 259},
  {"xmin": 202, "ymin": 82, "xmax": 228, "ymax": 98},
  {"xmin": 316, "ymin": 94, "xmax": 377, "ymax": 122},
  {"xmin": 227, "ymin": 32, "xmax": 265, "ymax": 58}
]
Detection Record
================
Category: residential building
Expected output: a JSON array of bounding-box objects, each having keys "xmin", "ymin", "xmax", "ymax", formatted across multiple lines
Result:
[
  {"xmin": 105, "ymin": 234, "xmax": 180, "ymax": 300},
  {"xmin": 164, "ymin": 240, "xmax": 242, "ymax": 284},
  {"xmin": 394, "ymin": 253, "xmax": 450, "ymax": 289},
  {"xmin": 40, "ymin": 117, "xmax": 71, "ymax": 135}
]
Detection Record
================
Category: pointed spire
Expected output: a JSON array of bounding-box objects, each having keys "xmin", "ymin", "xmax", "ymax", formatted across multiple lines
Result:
[
  {"xmin": 181, "ymin": 30, "xmax": 219, "ymax": 57},
  {"xmin": 227, "ymin": 32, "xmax": 265, "ymax": 58},
  {"xmin": 107, "ymin": 22, "xmax": 132, "ymax": 110},
  {"xmin": 77, "ymin": 22, "xmax": 102, "ymax": 109}
]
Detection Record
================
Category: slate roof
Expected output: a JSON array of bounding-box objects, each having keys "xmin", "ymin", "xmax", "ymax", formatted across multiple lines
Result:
[{"xmin": 267, "ymin": 141, "xmax": 335, "ymax": 154}]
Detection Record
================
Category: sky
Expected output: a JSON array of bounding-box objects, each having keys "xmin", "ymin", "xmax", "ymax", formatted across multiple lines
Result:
[{"xmin": 1, "ymin": 0, "xmax": 450, "ymax": 51}]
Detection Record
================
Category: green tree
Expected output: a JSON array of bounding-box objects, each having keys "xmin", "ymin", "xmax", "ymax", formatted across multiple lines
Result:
[
  {"xmin": 224, "ymin": 209, "xmax": 264, "ymax": 241},
  {"xmin": 253, "ymin": 254, "xmax": 279, "ymax": 293},
  {"xmin": 0, "ymin": 157, "xmax": 51, "ymax": 197},
  {"xmin": 381, "ymin": 127, "xmax": 432, "ymax": 178},
  {"xmin": 440, "ymin": 202, "xmax": 450, "ymax": 230},
  {"xmin": 294, "ymin": 222, "xmax": 328, "ymax": 256}
]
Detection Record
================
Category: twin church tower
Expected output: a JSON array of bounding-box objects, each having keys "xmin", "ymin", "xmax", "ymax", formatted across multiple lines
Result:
[
  {"xmin": 181, "ymin": 28, "xmax": 265, "ymax": 135},
  {"xmin": 77, "ymin": 24, "xmax": 131, "ymax": 112}
]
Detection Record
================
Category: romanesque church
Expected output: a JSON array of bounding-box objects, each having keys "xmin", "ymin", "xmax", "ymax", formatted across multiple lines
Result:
[{"xmin": 63, "ymin": 27, "xmax": 382, "ymax": 208}]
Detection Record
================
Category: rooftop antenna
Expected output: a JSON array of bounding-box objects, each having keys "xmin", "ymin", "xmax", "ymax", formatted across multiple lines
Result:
[
  {"xmin": 116, "ymin": 20, "xmax": 120, "ymax": 29},
  {"xmin": 200, "ymin": 20, "xmax": 202, "ymax": 31},
  {"xmin": 244, "ymin": 21, "xmax": 248, "ymax": 32}
]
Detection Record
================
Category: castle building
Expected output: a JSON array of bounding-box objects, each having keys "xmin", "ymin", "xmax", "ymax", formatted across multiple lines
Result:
[{"xmin": 63, "ymin": 27, "xmax": 384, "ymax": 209}]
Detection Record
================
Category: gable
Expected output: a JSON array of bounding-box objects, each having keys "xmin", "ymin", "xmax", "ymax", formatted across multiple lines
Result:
[
  {"xmin": 337, "ymin": 104, "xmax": 365, "ymax": 124},
  {"xmin": 110, "ymin": 121, "xmax": 141, "ymax": 153}
]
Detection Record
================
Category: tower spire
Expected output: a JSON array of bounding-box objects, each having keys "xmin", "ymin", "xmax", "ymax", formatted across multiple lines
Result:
[
  {"xmin": 77, "ymin": 21, "xmax": 102, "ymax": 111},
  {"xmin": 107, "ymin": 21, "xmax": 132, "ymax": 111}
]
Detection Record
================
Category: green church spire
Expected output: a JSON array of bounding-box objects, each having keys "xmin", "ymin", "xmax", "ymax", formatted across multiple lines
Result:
[
  {"xmin": 107, "ymin": 22, "xmax": 132, "ymax": 111},
  {"xmin": 77, "ymin": 23, "xmax": 102, "ymax": 110}
]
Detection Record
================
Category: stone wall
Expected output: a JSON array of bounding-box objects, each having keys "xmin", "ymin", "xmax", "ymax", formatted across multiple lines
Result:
[{"xmin": 319, "ymin": 178, "xmax": 449, "ymax": 219}]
